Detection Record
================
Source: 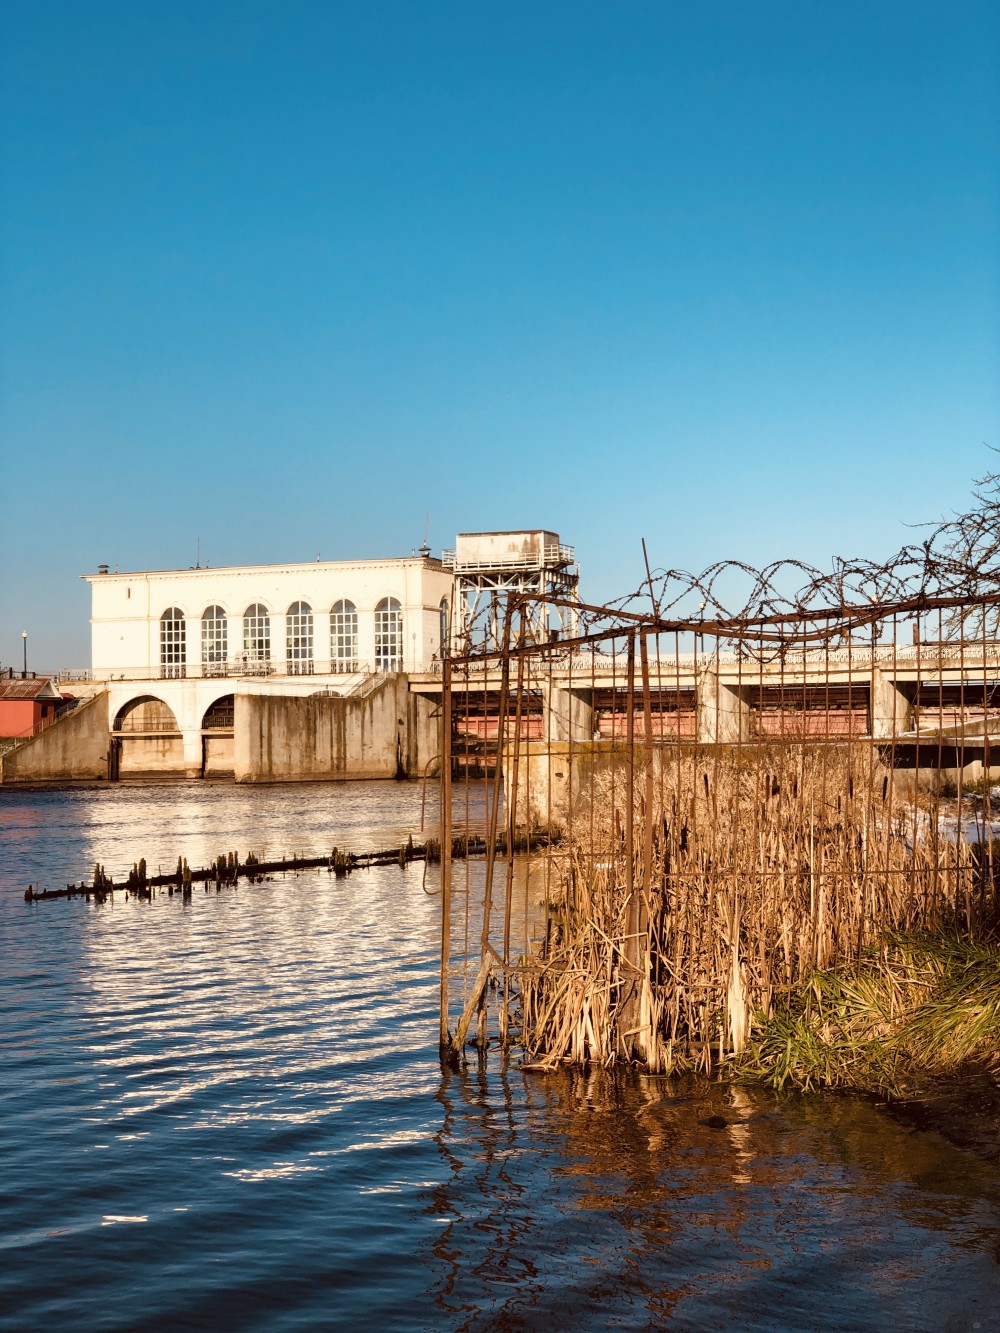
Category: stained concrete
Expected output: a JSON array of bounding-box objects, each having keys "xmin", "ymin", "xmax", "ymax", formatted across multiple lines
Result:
[
  {"xmin": 235, "ymin": 675, "xmax": 438, "ymax": 782},
  {"xmin": 117, "ymin": 734, "xmax": 186, "ymax": 779}
]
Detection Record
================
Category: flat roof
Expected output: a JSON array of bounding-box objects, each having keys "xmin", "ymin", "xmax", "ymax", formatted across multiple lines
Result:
[
  {"xmin": 82, "ymin": 554, "xmax": 444, "ymax": 581},
  {"xmin": 455, "ymin": 530, "xmax": 557, "ymax": 538}
]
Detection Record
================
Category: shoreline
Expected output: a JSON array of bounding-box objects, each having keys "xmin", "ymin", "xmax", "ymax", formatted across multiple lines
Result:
[{"xmin": 884, "ymin": 1068, "xmax": 1000, "ymax": 1164}]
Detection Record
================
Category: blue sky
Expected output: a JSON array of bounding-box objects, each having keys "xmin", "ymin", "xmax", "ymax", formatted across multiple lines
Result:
[{"xmin": 1, "ymin": 1, "xmax": 997, "ymax": 667}]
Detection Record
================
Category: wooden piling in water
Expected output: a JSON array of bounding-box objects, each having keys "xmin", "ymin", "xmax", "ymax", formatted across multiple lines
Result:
[{"xmin": 23, "ymin": 827, "xmax": 556, "ymax": 902}]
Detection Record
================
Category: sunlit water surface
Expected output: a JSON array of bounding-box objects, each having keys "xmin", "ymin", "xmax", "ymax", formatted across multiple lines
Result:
[{"xmin": 2, "ymin": 782, "xmax": 1000, "ymax": 1331}]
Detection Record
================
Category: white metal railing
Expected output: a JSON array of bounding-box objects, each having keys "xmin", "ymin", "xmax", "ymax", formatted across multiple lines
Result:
[
  {"xmin": 347, "ymin": 670, "xmax": 390, "ymax": 698},
  {"xmin": 442, "ymin": 544, "xmax": 575, "ymax": 573},
  {"xmin": 54, "ymin": 658, "xmax": 426, "ymax": 685}
]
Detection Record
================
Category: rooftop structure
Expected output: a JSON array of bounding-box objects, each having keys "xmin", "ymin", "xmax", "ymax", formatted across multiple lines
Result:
[{"xmin": 442, "ymin": 530, "xmax": 579, "ymax": 652}]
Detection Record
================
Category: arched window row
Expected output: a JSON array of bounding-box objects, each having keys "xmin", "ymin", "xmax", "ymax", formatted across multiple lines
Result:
[
  {"xmin": 157, "ymin": 601, "xmax": 403, "ymax": 619},
  {"xmin": 155, "ymin": 600, "xmax": 409, "ymax": 675}
]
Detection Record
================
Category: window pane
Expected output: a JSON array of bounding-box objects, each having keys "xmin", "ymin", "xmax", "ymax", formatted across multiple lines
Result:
[
  {"xmin": 439, "ymin": 598, "xmax": 450, "ymax": 659},
  {"xmin": 374, "ymin": 598, "xmax": 402, "ymax": 671},
  {"xmin": 286, "ymin": 601, "xmax": 314, "ymax": 675},
  {"xmin": 202, "ymin": 606, "xmax": 227, "ymax": 669},
  {"xmin": 160, "ymin": 609, "xmax": 186, "ymax": 679},
  {"xmin": 243, "ymin": 604, "xmax": 271, "ymax": 662},
  {"xmin": 331, "ymin": 600, "xmax": 358, "ymax": 671}
]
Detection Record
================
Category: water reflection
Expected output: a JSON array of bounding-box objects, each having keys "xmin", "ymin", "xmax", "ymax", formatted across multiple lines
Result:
[
  {"xmin": 74, "ymin": 862, "xmax": 442, "ymax": 1139},
  {"xmin": 429, "ymin": 1059, "xmax": 1000, "ymax": 1331},
  {"xmin": 3, "ymin": 784, "xmax": 1000, "ymax": 1331},
  {"xmin": 0, "ymin": 779, "xmax": 490, "ymax": 891}
]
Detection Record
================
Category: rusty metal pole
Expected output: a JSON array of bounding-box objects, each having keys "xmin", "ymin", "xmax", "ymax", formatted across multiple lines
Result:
[
  {"xmin": 481, "ymin": 608, "xmax": 511, "ymax": 955},
  {"xmin": 640, "ymin": 631, "xmax": 655, "ymax": 896},
  {"xmin": 501, "ymin": 612, "xmax": 528, "ymax": 1045},
  {"xmin": 439, "ymin": 656, "xmax": 453, "ymax": 1049},
  {"xmin": 621, "ymin": 631, "xmax": 639, "ymax": 1057},
  {"xmin": 626, "ymin": 631, "xmax": 636, "ymax": 883}
]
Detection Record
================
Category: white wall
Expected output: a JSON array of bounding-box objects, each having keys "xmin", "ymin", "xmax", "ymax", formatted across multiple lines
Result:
[{"xmin": 85, "ymin": 558, "xmax": 453, "ymax": 676}]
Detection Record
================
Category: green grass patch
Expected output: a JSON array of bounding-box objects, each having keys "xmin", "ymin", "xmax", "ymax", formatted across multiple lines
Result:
[{"xmin": 729, "ymin": 934, "xmax": 1000, "ymax": 1098}]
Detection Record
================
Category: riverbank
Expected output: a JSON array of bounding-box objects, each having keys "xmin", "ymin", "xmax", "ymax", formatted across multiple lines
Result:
[
  {"xmin": 722, "ymin": 930, "xmax": 1000, "ymax": 1165},
  {"xmin": 887, "ymin": 1067, "xmax": 1000, "ymax": 1164}
]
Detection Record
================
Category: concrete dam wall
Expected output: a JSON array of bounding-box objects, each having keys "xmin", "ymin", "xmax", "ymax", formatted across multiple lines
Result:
[
  {"xmin": 235, "ymin": 677, "xmax": 438, "ymax": 782},
  {"xmin": 1, "ymin": 693, "xmax": 110, "ymax": 783},
  {"xmin": 0, "ymin": 677, "xmax": 441, "ymax": 785}
]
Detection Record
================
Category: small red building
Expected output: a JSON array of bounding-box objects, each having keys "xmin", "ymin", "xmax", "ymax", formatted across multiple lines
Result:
[{"xmin": 0, "ymin": 676, "xmax": 70, "ymax": 740}]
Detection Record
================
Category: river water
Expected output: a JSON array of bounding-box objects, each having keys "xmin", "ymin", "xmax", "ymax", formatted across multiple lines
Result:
[{"xmin": 2, "ymin": 781, "xmax": 1000, "ymax": 1331}]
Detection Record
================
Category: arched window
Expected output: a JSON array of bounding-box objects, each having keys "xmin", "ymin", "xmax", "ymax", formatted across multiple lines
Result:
[
  {"xmin": 243, "ymin": 604, "xmax": 270, "ymax": 663},
  {"xmin": 202, "ymin": 606, "xmax": 227, "ymax": 673},
  {"xmin": 160, "ymin": 608, "xmax": 186, "ymax": 679},
  {"xmin": 330, "ymin": 600, "xmax": 358, "ymax": 672},
  {"xmin": 286, "ymin": 601, "xmax": 314, "ymax": 674},
  {"xmin": 439, "ymin": 598, "xmax": 450, "ymax": 660},
  {"xmin": 374, "ymin": 597, "xmax": 403, "ymax": 671}
]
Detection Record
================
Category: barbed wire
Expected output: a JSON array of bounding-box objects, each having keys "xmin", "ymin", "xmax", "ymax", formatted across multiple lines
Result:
[
  {"xmin": 455, "ymin": 463, "xmax": 1000, "ymax": 659},
  {"xmin": 596, "ymin": 465, "xmax": 1000, "ymax": 640}
]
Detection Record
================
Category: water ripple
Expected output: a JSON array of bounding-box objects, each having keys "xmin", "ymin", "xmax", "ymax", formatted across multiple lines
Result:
[{"xmin": 2, "ymin": 783, "xmax": 1000, "ymax": 1330}]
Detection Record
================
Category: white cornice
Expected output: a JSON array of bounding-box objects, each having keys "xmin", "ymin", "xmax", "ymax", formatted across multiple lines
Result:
[{"xmin": 82, "ymin": 557, "xmax": 447, "ymax": 583}]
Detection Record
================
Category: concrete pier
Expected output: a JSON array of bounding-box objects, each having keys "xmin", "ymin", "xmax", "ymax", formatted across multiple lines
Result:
[
  {"xmin": 1, "ymin": 674, "xmax": 440, "ymax": 785},
  {"xmin": 6, "ymin": 640, "xmax": 1000, "ymax": 788}
]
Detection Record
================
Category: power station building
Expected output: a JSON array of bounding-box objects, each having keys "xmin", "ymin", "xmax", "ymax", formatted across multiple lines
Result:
[
  {"xmin": 0, "ymin": 532, "xmax": 579, "ymax": 784},
  {"xmin": 85, "ymin": 553, "xmax": 454, "ymax": 682}
]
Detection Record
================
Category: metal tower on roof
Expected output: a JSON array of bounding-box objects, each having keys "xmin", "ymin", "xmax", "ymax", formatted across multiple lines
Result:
[{"xmin": 441, "ymin": 530, "xmax": 580, "ymax": 653}]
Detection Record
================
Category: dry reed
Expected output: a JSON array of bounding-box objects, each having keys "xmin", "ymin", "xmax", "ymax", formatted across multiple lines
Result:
[{"xmin": 512, "ymin": 743, "xmax": 988, "ymax": 1074}]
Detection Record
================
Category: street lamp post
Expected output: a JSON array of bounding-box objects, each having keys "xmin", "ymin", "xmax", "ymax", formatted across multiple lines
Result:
[{"xmin": 21, "ymin": 630, "xmax": 27, "ymax": 676}]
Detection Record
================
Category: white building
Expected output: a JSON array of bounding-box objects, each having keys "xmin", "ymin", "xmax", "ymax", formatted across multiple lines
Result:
[
  {"xmin": 26, "ymin": 534, "xmax": 576, "ymax": 783},
  {"xmin": 69, "ymin": 554, "xmax": 453, "ymax": 779},
  {"xmin": 84, "ymin": 554, "xmax": 453, "ymax": 682}
]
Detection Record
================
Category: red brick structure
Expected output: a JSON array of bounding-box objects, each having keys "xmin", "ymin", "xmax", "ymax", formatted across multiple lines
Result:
[{"xmin": 0, "ymin": 675, "xmax": 71, "ymax": 741}]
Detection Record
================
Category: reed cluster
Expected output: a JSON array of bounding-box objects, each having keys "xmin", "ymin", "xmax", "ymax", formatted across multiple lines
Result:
[{"xmin": 514, "ymin": 743, "xmax": 994, "ymax": 1076}]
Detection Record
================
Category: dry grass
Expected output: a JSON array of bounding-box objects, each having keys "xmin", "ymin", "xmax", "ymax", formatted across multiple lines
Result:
[{"xmin": 512, "ymin": 743, "xmax": 993, "ymax": 1074}]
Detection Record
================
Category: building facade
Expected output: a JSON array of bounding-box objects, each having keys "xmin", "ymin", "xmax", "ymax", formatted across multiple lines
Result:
[
  {"xmin": 84, "ymin": 555, "xmax": 453, "ymax": 682},
  {"xmin": 63, "ymin": 555, "xmax": 454, "ymax": 779},
  {"xmin": 2, "ymin": 533, "xmax": 578, "ymax": 784}
]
